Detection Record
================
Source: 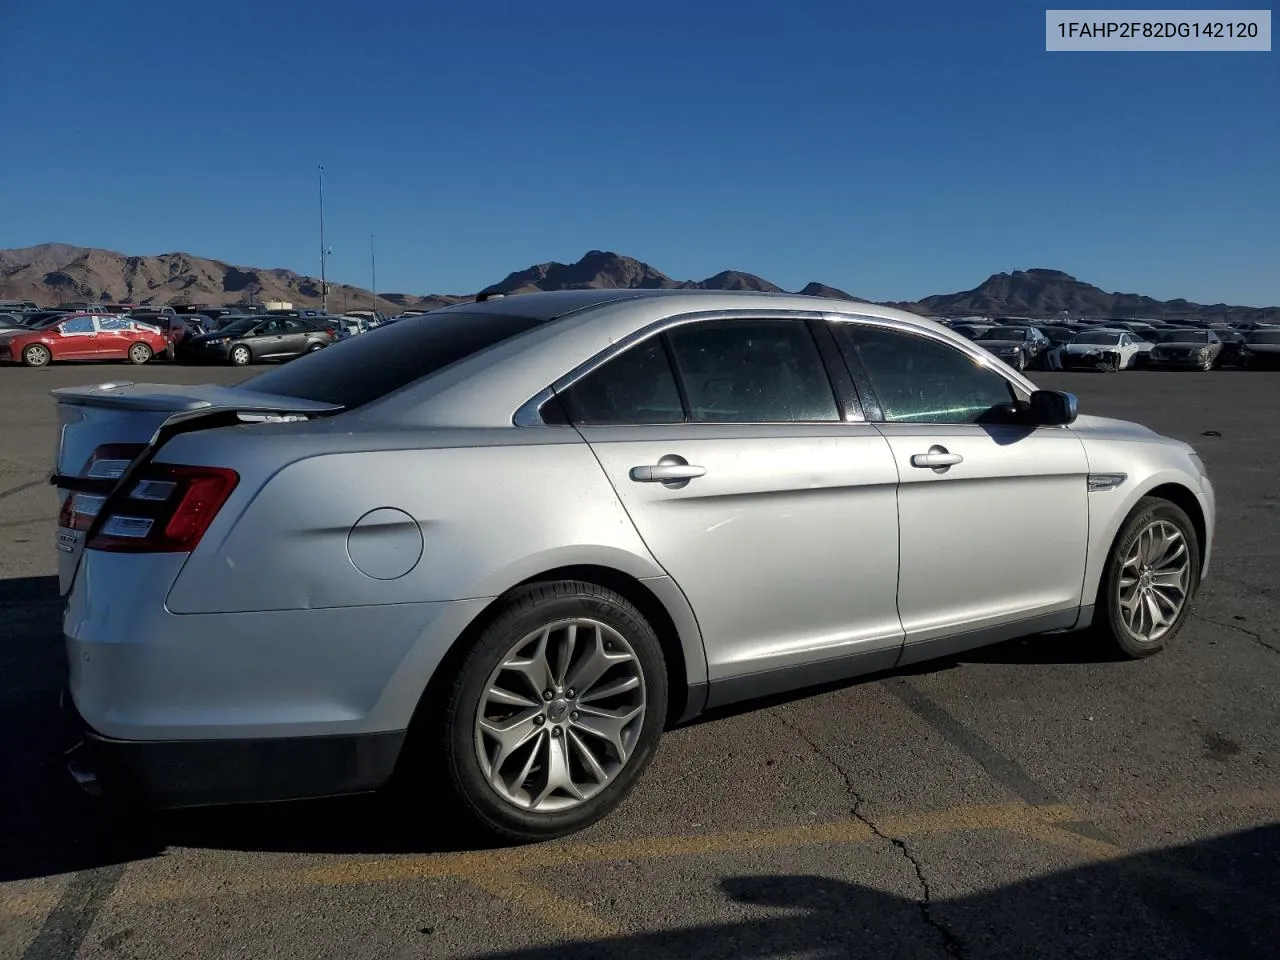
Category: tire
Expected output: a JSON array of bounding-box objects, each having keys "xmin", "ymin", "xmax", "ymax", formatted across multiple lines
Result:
[
  {"xmin": 433, "ymin": 580, "xmax": 668, "ymax": 842},
  {"xmin": 1013, "ymin": 353, "xmax": 1026, "ymax": 372},
  {"xmin": 1201, "ymin": 354, "xmax": 1215, "ymax": 371},
  {"xmin": 1094, "ymin": 496, "xmax": 1201, "ymax": 659},
  {"xmin": 306, "ymin": 341, "xmax": 325, "ymax": 353},
  {"xmin": 21, "ymin": 344, "xmax": 50, "ymax": 368},
  {"xmin": 127, "ymin": 342, "xmax": 153, "ymax": 365},
  {"xmin": 228, "ymin": 344, "xmax": 252, "ymax": 366}
]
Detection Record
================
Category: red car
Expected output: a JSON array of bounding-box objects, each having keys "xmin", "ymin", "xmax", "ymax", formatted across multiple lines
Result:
[{"xmin": 0, "ymin": 313, "xmax": 168, "ymax": 367}]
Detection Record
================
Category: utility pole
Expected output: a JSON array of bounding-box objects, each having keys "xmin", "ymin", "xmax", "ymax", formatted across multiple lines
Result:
[
  {"xmin": 318, "ymin": 163, "xmax": 328, "ymax": 312},
  {"xmin": 370, "ymin": 233, "xmax": 377, "ymax": 315}
]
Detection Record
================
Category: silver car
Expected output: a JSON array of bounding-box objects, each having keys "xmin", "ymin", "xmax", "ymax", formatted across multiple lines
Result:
[{"xmin": 53, "ymin": 290, "xmax": 1215, "ymax": 840}]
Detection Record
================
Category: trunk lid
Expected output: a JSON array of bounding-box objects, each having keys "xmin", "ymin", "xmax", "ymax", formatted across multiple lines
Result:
[{"xmin": 52, "ymin": 381, "xmax": 341, "ymax": 596}]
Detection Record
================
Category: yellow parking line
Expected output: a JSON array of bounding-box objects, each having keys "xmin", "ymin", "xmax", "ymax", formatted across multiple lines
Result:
[{"xmin": 462, "ymin": 870, "xmax": 622, "ymax": 940}]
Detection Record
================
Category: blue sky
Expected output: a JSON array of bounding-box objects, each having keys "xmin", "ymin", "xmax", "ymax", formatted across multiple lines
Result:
[{"xmin": 1, "ymin": 0, "xmax": 1276, "ymax": 304}]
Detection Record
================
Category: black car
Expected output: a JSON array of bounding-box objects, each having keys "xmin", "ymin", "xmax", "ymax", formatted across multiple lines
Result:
[
  {"xmin": 184, "ymin": 316, "xmax": 336, "ymax": 366},
  {"xmin": 974, "ymin": 325, "xmax": 1051, "ymax": 370}
]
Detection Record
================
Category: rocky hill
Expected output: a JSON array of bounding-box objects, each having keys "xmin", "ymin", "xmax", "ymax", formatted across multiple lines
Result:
[
  {"xmin": 0, "ymin": 243, "xmax": 457, "ymax": 314},
  {"xmin": 2, "ymin": 244, "xmax": 1275, "ymax": 324}
]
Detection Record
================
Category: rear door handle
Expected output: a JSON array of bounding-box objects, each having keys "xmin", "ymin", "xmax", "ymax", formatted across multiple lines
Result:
[
  {"xmin": 630, "ymin": 463, "xmax": 706, "ymax": 483},
  {"xmin": 911, "ymin": 446, "xmax": 964, "ymax": 470}
]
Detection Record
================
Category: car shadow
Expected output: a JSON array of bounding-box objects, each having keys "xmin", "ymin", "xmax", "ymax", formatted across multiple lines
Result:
[{"xmin": 458, "ymin": 826, "xmax": 1280, "ymax": 960}]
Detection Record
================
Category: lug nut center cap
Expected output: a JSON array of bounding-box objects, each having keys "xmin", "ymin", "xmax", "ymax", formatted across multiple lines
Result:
[{"xmin": 547, "ymin": 698, "xmax": 570, "ymax": 723}]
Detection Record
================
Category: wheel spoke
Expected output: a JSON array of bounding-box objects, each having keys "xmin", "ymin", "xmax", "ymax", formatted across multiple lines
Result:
[
  {"xmin": 485, "ymin": 685, "xmax": 538, "ymax": 709},
  {"xmin": 566, "ymin": 625, "xmax": 633, "ymax": 696},
  {"xmin": 553, "ymin": 623, "xmax": 578, "ymax": 688},
  {"xmin": 502, "ymin": 628, "xmax": 556, "ymax": 699},
  {"xmin": 478, "ymin": 708, "xmax": 543, "ymax": 769},
  {"xmin": 567, "ymin": 728, "xmax": 608, "ymax": 785},
  {"xmin": 573, "ymin": 703, "xmax": 643, "ymax": 762},
  {"xmin": 579, "ymin": 675, "xmax": 641, "ymax": 703},
  {"xmin": 505, "ymin": 728, "xmax": 546, "ymax": 795},
  {"xmin": 532, "ymin": 734, "xmax": 582, "ymax": 807}
]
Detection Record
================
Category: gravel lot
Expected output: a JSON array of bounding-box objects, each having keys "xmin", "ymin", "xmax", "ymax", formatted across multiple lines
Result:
[{"xmin": 2, "ymin": 363, "xmax": 1278, "ymax": 960}]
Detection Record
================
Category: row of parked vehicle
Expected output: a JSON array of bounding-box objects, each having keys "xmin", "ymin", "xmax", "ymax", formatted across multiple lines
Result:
[
  {"xmin": 0, "ymin": 301, "xmax": 429, "ymax": 367},
  {"xmin": 941, "ymin": 316, "xmax": 1280, "ymax": 371}
]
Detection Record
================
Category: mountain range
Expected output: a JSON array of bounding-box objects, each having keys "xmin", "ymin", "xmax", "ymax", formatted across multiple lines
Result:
[{"xmin": 2, "ymin": 243, "xmax": 1276, "ymax": 325}]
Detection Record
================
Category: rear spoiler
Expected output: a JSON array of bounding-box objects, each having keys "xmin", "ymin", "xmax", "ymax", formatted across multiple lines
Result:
[{"xmin": 50, "ymin": 381, "xmax": 343, "ymax": 415}]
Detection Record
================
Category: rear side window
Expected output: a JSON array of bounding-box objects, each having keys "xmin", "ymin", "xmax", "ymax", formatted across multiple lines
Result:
[
  {"xmin": 245, "ymin": 311, "xmax": 543, "ymax": 408},
  {"xmin": 557, "ymin": 318, "xmax": 840, "ymax": 425}
]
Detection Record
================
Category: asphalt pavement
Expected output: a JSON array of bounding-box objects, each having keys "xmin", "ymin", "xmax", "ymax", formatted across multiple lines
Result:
[{"xmin": 1, "ymin": 362, "xmax": 1278, "ymax": 960}]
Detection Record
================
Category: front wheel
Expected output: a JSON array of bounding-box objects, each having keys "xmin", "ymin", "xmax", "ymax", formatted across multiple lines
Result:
[
  {"xmin": 1201, "ymin": 354, "xmax": 1215, "ymax": 371},
  {"xmin": 433, "ymin": 581, "xmax": 668, "ymax": 842},
  {"xmin": 228, "ymin": 344, "xmax": 252, "ymax": 366},
  {"xmin": 22, "ymin": 344, "xmax": 51, "ymax": 367},
  {"xmin": 127, "ymin": 342, "xmax": 153, "ymax": 365},
  {"xmin": 1094, "ymin": 497, "xmax": 1200, "ymax": 659}
]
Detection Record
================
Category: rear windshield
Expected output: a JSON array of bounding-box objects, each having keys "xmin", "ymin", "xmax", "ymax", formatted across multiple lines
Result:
[
  {"xmin": 1073, "ymin": 331, "xmax": 1122, "ymax": 345},
  {"xmin": 243, "ymin": 311, "xmax": 543, "ymax": 408},
  {"xmin": 1247, "ymin": 330, "xmax": 1280, "ymax": 344},
  {"xmin": 981, "ymin": 327, "xmax": 1027, "ymax": 340},
  {"xmin": 1155, "ymin": 330, "xmax": 1210, "ymax": 343}
]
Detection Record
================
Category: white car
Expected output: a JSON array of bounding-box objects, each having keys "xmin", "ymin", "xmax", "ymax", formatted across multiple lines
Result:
[{"xmin": 1060, "ymin": 330, "xmax": 1143, "ymax": 370}]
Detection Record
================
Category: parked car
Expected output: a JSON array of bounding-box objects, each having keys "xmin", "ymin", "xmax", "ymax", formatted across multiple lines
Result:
[
  {"xmin": 1058, "ymin": 330, "xmax": 1144, "ymax": 371},
  {"xmin": 0, "ymin": 313, "xmax": 25, "ymax": 330},
  {"xmin": 1212, "ymin": 329, "xmax": 1248, "ymax": 367},
  {"xmin": 1238, "ymin": 329, "xmax": 1280, "ymax": 368},
  {"xmin": 974, "ymin": 325, "xmax": 1051, "ymax": 370},
  {"xmin": 183, "ymin": 315, "xmax": 336, "ymax": 365},
  {"xmin": 1147, "ymin": 330, "xmax": 1223, "ymax": 370},
  {"xmin": 0, "ymin": 312, "xmax": 167, "ymax": 367},
  {"xmin": 53, "ymin": 289, "xmax": 1215, "ymax": 841}
]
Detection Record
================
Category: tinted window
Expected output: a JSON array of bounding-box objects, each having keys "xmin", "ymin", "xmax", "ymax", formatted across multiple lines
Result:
[
  {"xmin": 1156, "ymin": 330, "xmax": 1210, "ymax": 343},
  {"xmin": 981, "ymin": 327, "xmax": 1028, "ymax": 340},
  {"xmin": 60, "ymin": 316, "xmax": 95, "ymax": 334},
  {"xmin": 1073, "ymin": 332, "xmax": 1122, "ymax": 345},
  {"xmin": 665, "ymin": 319, "xmax": 839, "ymax": 422},
  {"xmin": 559, "ymin": 338, "xmax": 683, "ymax": 424},
  {"xmin": 284, "ymin": 319, "xmax": 314, "ymax": 333},
  {"xmin": 1246, "ymin": 331, "xmax": 1280, "ymax": 345},
  {"xmin": 835, "ymin": 324, "xmax": 1016, "ymax": 424},
  {"xmin": 245, "ymin": 311, "xmax": 543, "ymax": 408}
]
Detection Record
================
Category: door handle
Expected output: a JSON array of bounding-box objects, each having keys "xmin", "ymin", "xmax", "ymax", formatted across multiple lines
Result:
[
  {"xmin": 630, "ymin": 463, "xmax": 707, "ymax": 483},
  {"xmin": 911, "ymin": 446, "xmax": 964, "ymax": 471}
]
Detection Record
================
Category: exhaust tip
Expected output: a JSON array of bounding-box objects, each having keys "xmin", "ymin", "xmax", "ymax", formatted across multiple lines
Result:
[{"xmin": 65, "ymin": 744, "xmax": 104, "ymax": 799}]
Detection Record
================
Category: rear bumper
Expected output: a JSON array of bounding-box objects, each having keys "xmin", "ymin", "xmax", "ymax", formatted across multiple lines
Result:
[{"xmin": 63, "ymin": 689, "xmax": 404, "ymax": 808}]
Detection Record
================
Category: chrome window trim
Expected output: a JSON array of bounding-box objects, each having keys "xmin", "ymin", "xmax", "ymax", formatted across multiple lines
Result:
[{"xmin": 512, "ymin": 308, "xmax": 840, "ymax": 427}]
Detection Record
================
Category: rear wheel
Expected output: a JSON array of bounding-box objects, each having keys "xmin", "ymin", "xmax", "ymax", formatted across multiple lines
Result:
[
  {"xmin": 127, "ymin": 342, "xmax": 153, "ymax": 365},
  {"xmin": 306, "ymin": 341, "xmax": 325, "ymax": 353},
  {"xmin": 229, "ymin": 344, "xmax": 252, "ymax": 366},
  {"xmin": 1094, "ymin": 497, "xmax": 1200, "ymax": 659},
  {"xmin": 1201, "ymin": 353, "xmax": 1215, "ymax": 371},
  {"xmin": 433, "ymin": 581, "xmax": 668, "ymax": 842},
  {"xmin": 22, "ymin": 344, "xmax": 51, "ymax": 367}
]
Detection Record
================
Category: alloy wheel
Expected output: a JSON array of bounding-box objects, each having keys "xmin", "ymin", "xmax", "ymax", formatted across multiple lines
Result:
[
  {"xmin": 1117, "ymin": 519, "xmax": 1191, "ymax": 643},
  {"xmin": 23, "ymin": 344, "xmax": 49, "ymax": 367},
  {"xmin": 475, "ymin": 618, "xmax": 646, "ymax": 813}
]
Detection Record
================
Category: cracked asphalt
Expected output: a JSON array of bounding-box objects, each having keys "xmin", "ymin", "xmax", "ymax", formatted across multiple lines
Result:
[{"xmin": 1, "ymin": 364, "xmax": 1278, "ymax": 960}]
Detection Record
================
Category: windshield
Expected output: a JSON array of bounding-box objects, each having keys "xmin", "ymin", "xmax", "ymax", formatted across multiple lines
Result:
[
  {"xmin": 1155, "ymin": 330, "xmax": 1210, "ymax": 343},
  {"xmin": 1072, "ymin": 332, "xmax": 1122, "ymax": 345},
  {"xmin": 980, "ymin": 327, "xmax": 1026, "ymax": 340},
  {"xmin": 244, "ymin": 311, "xmax": 544, "ymax": 408}
]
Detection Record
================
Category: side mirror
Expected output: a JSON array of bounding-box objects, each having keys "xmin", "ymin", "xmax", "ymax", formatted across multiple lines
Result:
[{"xmin": 1029, "ymin": 389, "xmax": 1077, "ymax": 426}]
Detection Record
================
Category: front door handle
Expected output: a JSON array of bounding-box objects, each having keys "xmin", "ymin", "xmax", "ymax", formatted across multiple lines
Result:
[
  {"xmin": 630, "ymin": 463, "xmax": 706, "ymax": 483},
  {"xmin": 911, "ymin": 446, "xmax": 964, "ymax": 471}
]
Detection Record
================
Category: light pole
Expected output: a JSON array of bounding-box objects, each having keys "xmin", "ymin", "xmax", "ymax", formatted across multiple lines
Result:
[
  {"xmin": 370, "ymin": 233, "xmax": 377, "ymax": 315},
  {"xmin": 318, "ymin": 164, "xmax": 328, "ymax": 312}
]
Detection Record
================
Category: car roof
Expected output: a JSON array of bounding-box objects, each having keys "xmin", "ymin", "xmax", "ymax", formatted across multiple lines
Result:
[{"xmin": 430, "ymin": 288, "xmax": 904, "ymax": 324}]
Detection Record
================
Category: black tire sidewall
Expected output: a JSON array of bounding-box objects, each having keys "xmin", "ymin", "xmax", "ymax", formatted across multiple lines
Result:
[
  {"xmin": 441, "ymin": 583, "xmax": 668, "ymax": 842},
  {"xmin": 1098, "ymin": 497, "xmax": 1201, "ymax": 658}
]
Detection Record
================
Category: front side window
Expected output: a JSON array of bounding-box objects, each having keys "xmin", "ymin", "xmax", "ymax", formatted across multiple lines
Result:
[
  {"xmin": 834, "ymin": 323, "xmax": 1017, "ymax": 424},
  {"xmin": 60, "ymin": 317, "xmax": 95, "ymax": 334}
]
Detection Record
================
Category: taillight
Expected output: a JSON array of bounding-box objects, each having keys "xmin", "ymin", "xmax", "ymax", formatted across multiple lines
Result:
[
  {"xmin": 87, "ymin": 464, "xmax": 239, "ymax": 553},
  {"xmin": 57, "ymin": 443, "xmax": 147, "ymax": 531}
]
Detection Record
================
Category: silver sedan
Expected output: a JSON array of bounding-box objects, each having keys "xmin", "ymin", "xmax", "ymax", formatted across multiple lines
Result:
[{"xmin": 53, "ymin": 289, "xmax": 1215, "ymax": 840}]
